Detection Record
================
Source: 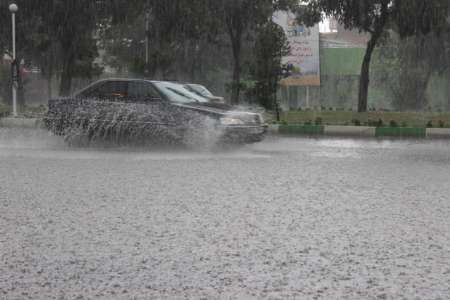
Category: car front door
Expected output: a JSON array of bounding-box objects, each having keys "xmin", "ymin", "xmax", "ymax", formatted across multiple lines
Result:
[{"xmin": 126, "ymin": 81, "xmax": 181, "ymax": 142}]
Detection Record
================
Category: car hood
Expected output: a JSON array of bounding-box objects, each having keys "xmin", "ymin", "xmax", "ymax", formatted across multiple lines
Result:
[
  {"xmin": 173, "ymin": 101, "xmax": 235, "ymax": 115},
  {"xmin": 173, "ymin": 101, "xmax": 263, "ymax": 124}
]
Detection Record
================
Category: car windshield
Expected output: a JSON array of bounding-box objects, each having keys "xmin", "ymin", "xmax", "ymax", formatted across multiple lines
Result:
[
  {"xmin": 185, "ymin": 84, "xmax": 214, "ymax": 97},
  {"xmin": 154, "ymin": 82, "xmax": 209, "ymax": 103}
]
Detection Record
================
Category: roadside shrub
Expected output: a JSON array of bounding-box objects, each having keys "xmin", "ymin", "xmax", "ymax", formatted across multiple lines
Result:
[
  {"xmin": 389, "ymin": 120, "xmax": 398, "ymax": 127},
  {"xmin": 376, "ymin": 119, "xmax": 384, "ymax": 127},
  {"xmin": 352, "ymin": 119, "xmax": 361, "ymax": 126},
  {"xmin": 438, "ymin": 120, "xmax": 445, "ymax": 128},
  {"xmin": 304, "ymin": 120, "xmax": 312, "ymax": 125},
  {"xmin": 0, "ymin": 104, "xmax": 9, "ymax": 117},
  {"xmin": 426, "ymin": 121, "xmax": 433, "ymax": 128},
  {"xmin": 315, "ymin": 117, "xmax": 322, "ymax": 125}
]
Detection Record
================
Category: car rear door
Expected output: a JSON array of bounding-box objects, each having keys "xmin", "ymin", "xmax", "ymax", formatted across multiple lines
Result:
[{"xmin": 75, "ymin": 80, "xmax": 129, "ymax": 139}]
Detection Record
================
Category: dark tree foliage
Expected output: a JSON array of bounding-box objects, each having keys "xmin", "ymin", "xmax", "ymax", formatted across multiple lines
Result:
[
  {"xmin": 300, "ymin": 0, "xmax": 449, "ymax": 112},
  {"xmin": 249, "ymin": 22, "xmax": 289, "ymax": 109},
  {"xmin": 99, "ymin": 0, "xmax": 221, "ymax": 80},
  {"xmin": 392, "ymin": 0, "xmax": 449, "ymax": 37}
]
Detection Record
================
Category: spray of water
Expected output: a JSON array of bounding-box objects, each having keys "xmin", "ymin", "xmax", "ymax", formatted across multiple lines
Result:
[{"xmin": 46, "ymin": 98, "xmax": 230, "ymax": 151}]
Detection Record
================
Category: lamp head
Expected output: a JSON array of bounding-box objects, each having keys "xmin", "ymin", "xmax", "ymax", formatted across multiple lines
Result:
[{"xmin": 9, "ymin": 3, "xmax": 18, "ymax": 13}]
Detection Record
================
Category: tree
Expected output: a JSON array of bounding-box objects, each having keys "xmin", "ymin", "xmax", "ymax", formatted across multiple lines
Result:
[
  {"xmin": 0, "ymin": 0, "xmax": 300, "ymax": 106},
  {"xmin": 250, "ymin": 21, "xmax": 289, "ymax": 109},
  {"xmin": 392, "ymin": 0, "xmax": 450, "ymax": 110},
  {"xmin": 300, "ymin": 0, "xmax": 449, "ymax": 112},
  {"xmin": 375, "ymin": 31, "xmax": 448, "ymax": 111},
  {"xmin": 299, "ymin": 0, "xmax": 391, "ymax": 112},
  {"xmin": 213, "ymin": 0, "xmax": 297, "ymax": 104},
  {"xmin": 51, "ymin": 1, "xmax": 102, "ymax": 95},
  {"xmin": 0, "ymin": 0, "xmax": 102, "ymax": 97}
]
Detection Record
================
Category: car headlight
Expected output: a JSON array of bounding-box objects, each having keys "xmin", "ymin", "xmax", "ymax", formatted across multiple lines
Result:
[{"xmin": 220, "ymin": 117, "xmax": 245, "ymax": 126}]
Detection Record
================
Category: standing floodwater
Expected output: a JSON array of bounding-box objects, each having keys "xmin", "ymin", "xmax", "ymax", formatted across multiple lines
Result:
[{"xmin": 1, "ymin": 131, "xmax": 450, "ymax": 299}]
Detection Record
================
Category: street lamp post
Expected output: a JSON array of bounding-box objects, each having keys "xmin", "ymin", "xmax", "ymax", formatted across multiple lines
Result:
[{"xmin": 9, "ymin": 3, "xmax": 18, "ymax": 117}]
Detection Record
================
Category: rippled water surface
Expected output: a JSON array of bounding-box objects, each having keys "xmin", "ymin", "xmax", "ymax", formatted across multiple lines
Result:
[{"xmin": 1, "ymin": 129, "xmax": 449, "ymax": 299}]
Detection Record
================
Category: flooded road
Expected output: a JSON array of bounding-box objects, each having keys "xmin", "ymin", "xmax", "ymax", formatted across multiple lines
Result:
[{"xmin": 1, "ymin": 129, "xmax": 450, "ymax": 299}]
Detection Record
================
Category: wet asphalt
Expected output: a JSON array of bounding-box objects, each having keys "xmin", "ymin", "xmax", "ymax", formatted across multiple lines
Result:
[{"xmin": 1, "ymin": 128, "xmax": 450, "ymax": 299}]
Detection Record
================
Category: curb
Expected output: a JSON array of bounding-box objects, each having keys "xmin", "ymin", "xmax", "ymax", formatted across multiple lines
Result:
[
  {"xmin": 271, "ymin": 124, "xmax": 450, "ymax": 139},
  {"xmin": 0, "ymin": 117, "xmax": 44, "ymax": 129},
  {"xmin": 426, "ymin": 128, "xmax": 450, "ymax": 138}
]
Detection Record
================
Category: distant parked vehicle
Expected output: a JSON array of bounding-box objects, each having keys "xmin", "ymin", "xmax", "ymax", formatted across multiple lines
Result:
[{"xmin": 45, "ymin": 79, "xmax": 267, "ymax": 147}]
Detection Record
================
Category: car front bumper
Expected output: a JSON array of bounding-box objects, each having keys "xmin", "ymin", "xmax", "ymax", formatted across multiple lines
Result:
[{"xmin": 219, "ymin": 124, "xmax": 268, "ymax": 144}]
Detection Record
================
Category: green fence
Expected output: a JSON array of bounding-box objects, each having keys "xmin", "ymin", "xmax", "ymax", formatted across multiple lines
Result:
[
  {"xmin": 279, "ymin": 125, "xmax": 325, "ymax": 135},
  {"xmin": 375, "ymin": 127, "xmax": 426, "ymax": 138}
]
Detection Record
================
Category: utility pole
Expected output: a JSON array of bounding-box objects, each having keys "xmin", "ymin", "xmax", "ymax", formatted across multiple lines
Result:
[{"xmin": 9, "ymin": 3, "xmax": 18, "ymax": 117}]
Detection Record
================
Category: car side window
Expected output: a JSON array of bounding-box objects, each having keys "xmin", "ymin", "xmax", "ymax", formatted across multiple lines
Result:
[
  {"xmin": 84, "ymin": 81, "xmax": 128, "ymax": 100},
  {"xmin": 128, "ymin": 82, "xmax": 161, "ymax": 101}
]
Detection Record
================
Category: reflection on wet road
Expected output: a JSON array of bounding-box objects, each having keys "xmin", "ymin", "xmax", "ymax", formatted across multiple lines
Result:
[{"xmin": 1, "ymin": 128, "xmax": 450, "ymax": 299}]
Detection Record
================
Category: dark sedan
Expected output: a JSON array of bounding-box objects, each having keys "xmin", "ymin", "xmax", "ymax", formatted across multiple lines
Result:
[{"xmin": 45, "ymin": 79, "xmax": 267, "ymax": 147}]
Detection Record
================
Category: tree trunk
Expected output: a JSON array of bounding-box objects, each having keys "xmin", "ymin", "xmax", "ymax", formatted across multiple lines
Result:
[
  {"xmin": 448, "ymin": 74, "xmax": 450, "ymax": 111},
  {"xmin": 358, "ymin": 35, "xmax": 379, "ymax": 112},
  {"xmin": 47, "ymin": 73, "xmax": 52, "ymax": 100},
  {"xmin": 17, "ymin": 58, "xmax": 25, "ymax": 109},
  {"xmin": 228, "ymin": 24, "xmax": 242, "ymax": 105},
  {"xmin": 59, "ymin": 52, "xmax": 75, "ymax": 96},
  {"xmin": 46, "ymin": 58, "xmax": 53, "ymax": 99},
  {"xmin": 231, "ymin": 41, "xmax": 241, "ymax": 105},
  {"xmin": 357, "ymin": 3, "xmax": 389, "ymax": 112},
  {"xmin": 414, "ymin": 68, "xmax": 432, "ymax": 110}
]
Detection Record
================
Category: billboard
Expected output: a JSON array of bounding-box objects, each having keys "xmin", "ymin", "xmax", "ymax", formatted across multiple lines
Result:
[{"xmin": 273, "ymin": 11, "xmax": 321, "ymax": 86}]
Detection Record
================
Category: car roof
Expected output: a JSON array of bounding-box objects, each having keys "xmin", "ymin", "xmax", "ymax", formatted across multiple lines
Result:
[
  {"xmin": 91, "ymin": 78, "xmax": 157, "ymax": 83},
  {"xmin": 73, "ymin": 78, "xmax": 180, "ymax": 96}
]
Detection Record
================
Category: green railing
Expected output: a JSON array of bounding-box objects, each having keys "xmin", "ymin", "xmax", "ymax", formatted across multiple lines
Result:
[
  {"xmin": 279, "ymin": 125, "xmax": 324, "ymax": 135},
  {"xmin": 375, "ymin": 127, "xmax": 426, "ymax": 138}
]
